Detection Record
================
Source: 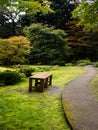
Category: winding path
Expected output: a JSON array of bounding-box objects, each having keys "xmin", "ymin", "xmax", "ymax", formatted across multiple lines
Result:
[{"xmin": 62, "ymin": 65, "xmax": 98, "ymax": 130}]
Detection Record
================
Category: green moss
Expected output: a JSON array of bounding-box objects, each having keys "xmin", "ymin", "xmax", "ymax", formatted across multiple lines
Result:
[
  {"xmin": 0, "ymin": 92, "xmax": 70, "ymax": 130},
  {"xmin": 0, "ymin": 65, "xmax": 85, "ymax": 130},
  {"xmin": 90, "ymin": 74, "xmax": 98, "ymax": 100},
  {"xmin": 62, "ymin": 99, "xmax": 75, "ymax": 124}
]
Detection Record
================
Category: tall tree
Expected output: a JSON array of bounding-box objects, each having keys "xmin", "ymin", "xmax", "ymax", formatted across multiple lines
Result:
[
  {"xmin": 65, "ymin": 20, "xmax": 98, "ymax": 62},
  {"xmin": 72, "ymin": 0, "xmax": 98, "ymax": 31},
  {"xmin": 0, "ymin": 0, "xmax": 52, "ymax": 38},
  {"xmin": 24, "ymin": 23, "xmax": 68, "ymax": 65},
  {"xmin": 36, "ymin": 0, "xmax": 75, "ymax": 29}
]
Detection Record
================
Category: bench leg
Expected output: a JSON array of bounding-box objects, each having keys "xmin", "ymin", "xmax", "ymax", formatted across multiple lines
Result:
[
  {"xmin": 29, "ymin": 78, "xmax": 32, "ymax": 92},
  {"xmin": 40, "ymin": 79, "xmax": 44, "ymax": 92},
  {"xmin": 35, "ymin": 79, "xmax": 38, "ymax": 87},
  {"xmin": 49, "ymin": 75, "xmax": 52, "ymax": 85},
  {"xmin": 45, "ymin": 78, "xmax": 48, "ymax": 87}
]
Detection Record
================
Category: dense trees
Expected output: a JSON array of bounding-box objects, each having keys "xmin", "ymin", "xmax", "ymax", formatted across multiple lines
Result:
[
  {"xmin": 36, "ymin": 0, "xmax": 75, "ymax": 29},
  {"xmin": 24, "ymin": 23, "xmax": 68, "ymax": 65},
  {"xmin": 0, "ymin": 0, "xmax": 98, "ymax": 65},
  {"xmin": 67, "ymin": 0, "xmax": 98, "ymax": 61},
  {"xmin": 66, "ymin": 21, "xmax": 98, "ymax": 62},
  {"xmin": 0, "ymin": 0, "xmax": 52, "ymax": 38},
  {"xmin": 72, "ymin": 0, "xmax": 98, "ymax": 31}
]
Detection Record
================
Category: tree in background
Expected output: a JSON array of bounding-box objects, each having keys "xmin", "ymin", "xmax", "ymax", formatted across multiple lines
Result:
[
  {"xmin": 24, "ymin": 23, "xmax": 68, "ymax": 65},
  {"xmin": 69, "ymin": 0, "xmax": 98, "ymax": 61},
  {"xmin": 0, "ymin": 36, "xmax": 30, "ymax": 65},
  {"xmin": 65, "ymin": 20, "xmax": 98, "ymax": 62},
  {"xmin": 0, "ymin": 0, "xmax": 97, "ymax": 64},
  {"xmin": 36, "ymin": 0, "xmax": 75, "ymax": 29},
  {"xmin": 0, "ymin": 0, "xmax": 52, "ymax": 38},
  {"xmin": 20, "ymin": 0, "xmax": 53, "ymax": 27},
  {"xmin": 72, "ymin": 0, "xmax": 98, "ymax": 31}
]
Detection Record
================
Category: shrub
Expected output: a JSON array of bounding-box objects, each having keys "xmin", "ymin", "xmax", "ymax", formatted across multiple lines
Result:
[
  {"xmin": 0, "ymin": 70, "xmax": 21, "ymax": 86},
  {"xmin": 17, "ymin": 66, "xmax": 35, "ymax": 77},
  {"xmin": 50, "ymin": 60, "xmax": 65, "ymax": 66},
  {"xmin": 37, "ymin": 66, "xmax": 52, "ymax": 72},
  {"xmin": 0, "ymin": 36, "xmax": 30, "ymax": 65},
  {"xmin": 58, "ymin": 61, "xmax": 65, "ymax": 66},
  {"xmin": 65, "ymin": 63, "xmax": 74, "ymax": 66},
  {"xmin": 33, "ymin": 66, "xmax": 59, "ymax": 72},
  {"xmin": 93, "ymin": 62, "xmax": 98, "ymax": 67},
  {"xmin": 77, "ymin": 59, "xmax": 92, "ymax": 66}
]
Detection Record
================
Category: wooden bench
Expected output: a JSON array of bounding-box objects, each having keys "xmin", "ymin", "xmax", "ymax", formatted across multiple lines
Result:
[{"xmin": 29, "ymin": 73, "xmax": 52, "ymax": 92}]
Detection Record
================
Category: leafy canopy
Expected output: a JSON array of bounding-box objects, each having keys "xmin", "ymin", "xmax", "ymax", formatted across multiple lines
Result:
[
  {"xmin": 0, "ymin": 0, "xmax": 52, "ymax": 37},
  {"xmin": 24, "ymin": 23, "xmax": 68, "ymax": 65},
  {"xmin": 72, "ymin": 0, "xmax": 98, "ymax": 31}
]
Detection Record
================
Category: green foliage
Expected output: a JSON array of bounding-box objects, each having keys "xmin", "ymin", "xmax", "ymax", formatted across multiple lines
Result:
[
  {"xmin": 16, "ymin": 65, "xmax": 35, "ymax": 77},
  {"xmin": 0, "ymin": 0, "xmax": 52, "ymax": 38},
  {"xmin": 65, "ymin": 63, "xmax": 74, "ymax": 66},
  {"xmin": 13, "ymin": 65, "xmax": 59, "ymax": 73},
  {"xmin": 0, "ymin": 93, "xmax": 70, "ymax": 130},
  {"xmin": 0, "ymin": 36, "xmax": 30, "ymax": 65},
  {"xmin": 66, "ymin": 20, "xmax": 98, "ymax": 62},
  {"xmin": 50, "ymin": 60, "xmax": 65, "ymax": 66},
  {"xmin": 37, "ymin": 0, "xmax": 75, "ymax": 29},
  {"xmin": 93, "ymin": 62, "xmax": 98, "ymax": 67},
  {"xmin": 72, "ymin": 0, "xmax": 98, "ymax": 31},
  {"xmin": 35, "ymin": 66, "xmax": 58, "ymax": 72},
  {"xmin": 24, "ymin": 23, "xmax": 68, "ymax": 65},
  {"xmin": 0, "ymin": 70, "xmax": 21, "ymax": 86},
  {"xmin": 77, "ymin": 59, "xmax": 92, "ymax": 66},
  {"xmin": 18, "ymin": 68, "xmax": 33, "ymax": 77}
]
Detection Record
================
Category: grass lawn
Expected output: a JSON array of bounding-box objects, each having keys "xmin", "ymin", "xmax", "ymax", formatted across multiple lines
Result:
[
  {"xmin": 90, "ymin": 74, "xmax": 98, "ymax": 101},
  {"xmin": 0, "ymin": 65, "xmax": 85, "ymax": 130}
]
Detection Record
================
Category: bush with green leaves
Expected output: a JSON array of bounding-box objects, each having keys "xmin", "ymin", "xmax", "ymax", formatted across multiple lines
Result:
[
  {"xmin": 0, "ymin": 36, "xmax": 30, "ymax": 66},
  {"xmin": 93, "ymin": 62, "xmax": 98, "ymax": 67},
  {"xmin": 50, "ymin": 60, "xmax": 65, "ymax": 66},
  {"xmin": 36, "ymin": 66, "xmax": 58, "ymax": 72},
  {"xmin": 0, "ymin": 70, "xmax": 21, "ymax": 86},
  {"xmin": 77, "ymin": 59, "xmax": 92, "ymax": 66},
  {"xmin": 16, "ymin": 66, "xmax": 35, "ymax": 77}
]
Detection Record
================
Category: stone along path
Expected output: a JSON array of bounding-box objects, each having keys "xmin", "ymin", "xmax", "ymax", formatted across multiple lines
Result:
[{"xmin": 62, "ymin": 65, "xmax": 98, "ymax": 130}]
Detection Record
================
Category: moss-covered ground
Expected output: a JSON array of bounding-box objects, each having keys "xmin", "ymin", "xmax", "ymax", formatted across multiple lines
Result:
[
  {"xmin": 90, "ymin": 74, "xmax": 98, "ymax": 101},
  {"xmin": 0, "ymin": 66, "xmax": 85, "ymax": 130}
]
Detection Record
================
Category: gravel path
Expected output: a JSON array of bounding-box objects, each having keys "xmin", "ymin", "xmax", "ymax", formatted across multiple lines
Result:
[{"xmin": 62, "ymin": 65, "xmax": 98, "ymax": 130}]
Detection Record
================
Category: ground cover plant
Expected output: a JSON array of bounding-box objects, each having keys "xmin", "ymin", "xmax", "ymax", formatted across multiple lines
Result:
[
  {"xmin": 0, "ymin": 65, "xmax": 85, "ymax": 130},
  {"xmin": 0, "ymin": 70, "xmax": 21, "ymax": 86},
  {"xmin": 90, "ymin": 74, "xmax": 98, "ymax": 101}
]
